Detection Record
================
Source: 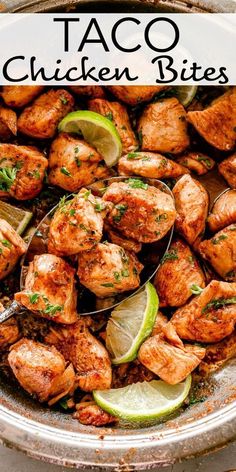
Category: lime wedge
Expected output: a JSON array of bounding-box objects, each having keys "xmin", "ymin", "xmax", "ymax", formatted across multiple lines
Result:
[
  {"xmin": 94, "ymin": 376, "xmax": 191, "ymax": 427},
  {"xmin": 106, "ymin": 282, "xmax": 158, "ymax": 364},
  {"xmin": 58, "ymin": 110, "xmax": 122, "ymax": 167},
  {"xmin": 0, "ymin": 200, "xmax": 32, "ymax": 235},
  {"xmin": 175, "ymin": 86, "xmax": 198, "ymax": 107}
]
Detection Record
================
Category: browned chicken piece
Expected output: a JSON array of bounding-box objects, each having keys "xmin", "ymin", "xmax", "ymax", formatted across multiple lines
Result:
[
  {"xmin": 0, "ymin": 309, "xmax": 20, "ymax": 349},
  {"xmin": 108, "ymin": 86, "xmax": 168, "ymax": 105},
  {"xmin": 18, "ymin": 89, "xmax": 74, "ymax": 139},
  {"xmin": 208, "ymin": 190, "xmax": 236, "ymax": 233},
  {"xmin": 171, "ymin": 280, "xmax": 236, "ymax": 343},
  {"xmin": 199, "ymin": 225, "xmax": 236, "ymax": 282},
  {"xmin": 0, "ymin": 106, "xmax": 17, "ymax": 140},
  {"xmin": 77, "ymin": 242, "xmax": 143, "ymax": 298},
  {"xmin": 8, "ymin": 339, "xmax": 75, "ymax": 404},
  {"xmin": 199, "ymin": 331, "xmax": 236, "ymax": 376},
  {"xmin": 138, "ymin": 98, "xmax": 190, "ymax": 154},
  {"xmin": 138, "ymin": 333, "xmax": 206, "ymax": 385},
  {"xmin": 0, "ymin": 219, "xmax": 26, "ymax": 280},
  {"xmin": 1, "ymin": 86, "xmax": 44, "ymax": 108},
  {"xmin": 14, "ymin": 254, "xmax": 78, "ymax": 324},
  {"xmin": 176, "ymin": 152, "xmax": 215, "ymax": 176},
  {"xmin": 151, "ymin": 311, "xmax": 168, "ymax": 336},
  {"xmin": 154, "ymin": 238, "xmax": 205, "ymax": 307},
  {"xmin": 187, "ymin": 88, "xmax": 236, "ymax": 151},
  {"xmin": 105, "ymin": 224, "xmax": 142, "ymax": 253},
  {"xmin": 69, "ymin": 86, "xmax": 105, "ymax": 98},
  {"xmin": 89, "ymin": 99, "xmax": 138, "ymax": 155},
  {"xmin": 0, "ymin": 144, "xmax": 48, "ymax": 200},
  {"xmin": 173, "ymin": 175, "xmax": 209, "ymax": 246},
  {"xmin": 103, "ymin": 180, "xmax": 176, "ymax": 243},
  {"xmin": 48, "ymin": 133, "xmax": 107, "ymax": 192},
  {"xmin": 48, "ymin": 188, "xmax": 110, "ymax": 256},
  {"xmin": 118, "ymin": 152, "xmax": 189, "ymax": 179},
  {"xmin": 218, "ymin": 153, "xmax": 236, "ymax": 189},
  {"xmin": 74, "ymin": 402, "xmax": 117, "ymax": 426},
  {"xmin": 45, "ymin": 320, "xmax": 112, "ymax": 391}
]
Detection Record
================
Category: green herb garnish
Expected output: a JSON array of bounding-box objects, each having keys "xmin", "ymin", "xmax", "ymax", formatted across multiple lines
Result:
[
  {"xmin": 0, "ymin": 167, "xmax": 17, "ymax": 191},
  {"xmin": 113, "ymin": 204, "xmax": 128, "ymax": 223},
  {"xmin": 60, "ymin": 167, "xmax": 71, "ymax": 177},
  {"xmin": 202, "ymin": 296, "xmax": 236, "ymax": 314},
  {"xmin": 212, "ymin": 234, "xmax": 228, "ymax": 245},
  {"xmin": 161, "ymin": 249, "xmax": 178, "ymax": 264},
  {"xmin": 127, "ymin": 178, "xmax": 148, "ymax": 190},
  {"xmin": 190, "ymin": 284, "xmax": 203, "ymax": 295}
]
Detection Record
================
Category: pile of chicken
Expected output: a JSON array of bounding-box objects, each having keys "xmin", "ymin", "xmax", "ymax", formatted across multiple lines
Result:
[{"xmin": 0, "ymin": 85, "xmax": 236, "ymax": 427}]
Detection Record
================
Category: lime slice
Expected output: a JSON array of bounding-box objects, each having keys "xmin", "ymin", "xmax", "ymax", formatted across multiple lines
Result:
[
  {"xmin": 175, "ymin": 86, "xmax": 198, "ymax": 107},
  {"xmin": 106, "ymin": 282, "xmax": 158, "ymax": 364},
  {"xmin": 58, "ymin": 110, "xmax": 122, "ymax": 167},
  {"xmin": 0, "ymin": 200, "xmax": 32, "ymax": 235},
  {"xmin": 94, "ymin": 376, "xmax": 191, "ymax": 427}
]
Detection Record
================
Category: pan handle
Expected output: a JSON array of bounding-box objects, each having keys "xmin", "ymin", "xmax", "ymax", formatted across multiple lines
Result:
[{"xmin": 0, "ymin": 300, "xmax": 24, "ymax": 324}]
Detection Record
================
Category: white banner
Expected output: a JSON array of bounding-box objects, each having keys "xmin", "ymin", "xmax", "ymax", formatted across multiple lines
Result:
[{"xmin": 0, "ymin": 13, "xmax": 235, "ymax": 85}]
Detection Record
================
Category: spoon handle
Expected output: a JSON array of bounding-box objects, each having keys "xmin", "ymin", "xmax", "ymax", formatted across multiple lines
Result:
[{"xmin": 0, "ymin": 301, "xmax": 23, "ymax": 323}]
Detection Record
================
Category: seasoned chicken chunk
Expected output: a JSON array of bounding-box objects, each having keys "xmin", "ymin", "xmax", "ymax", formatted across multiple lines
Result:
[
  {"xmin": 138, "ymin": 98, "xmax": 190, "ymax": 154},
  {"xmin": 171, "ymin": 280, "xmax": 236, "ymax": 343},
  {"xmin": 0, "ymin": 106, "xmax": 17, "ymax": 141},
  {"xmin": 48, "ymin": 133, "xmax": 106, "ymax": 192},
  {"xmin": 187, "ymin": 88, "xmax": 236, "ymax": 151},
  {"xmin": 74, "ymin": 402, "xmax": 117, "ymax": 426},
  {"xmin": 18, "ymin": 89, "xmax": 74, "ymax": 139},
  {"xmin": 199, "ymin": 225, "xmax": 236, "ymax": 282},
  {"xmin": 218, "ymin": 153, "xmax": 236, "ymax": 188},
  {"xmin": 151, "ymin": 311, "xmax": 168, "ymax": 336},
  {"xmin": 108, "ymin": 86, "xmax": 168, "ymax": 105},
  {"xmin": 0, "ymin": 144, "xmax": 48, "ymax": 200},
  {"xmin": 1, "ymin": 86, "xmax": 44, "ymax": 108},
  {"xmin": 154, "ymin": 238, "xmax": 205, "ymax": 307},
  {"xmin": 118, "ymin": 152, "xmax": 188, "ymax": 179},
  {"xmin": 138, "ymin": 333, "xmax": 205, "ymax": 385},
  {"xmin": 77, "ymin": 242, "xmax": 143, "ymax": 298},
  {"xmin": 15, "ymin": 254, "xmax": 78, "ymax": 324},
  {"xmin": 45, "ymin": 321, "xmax": 112, "ymax": 391},
  {"xmin": 176, "ymin": 152, "xmax": 215, "ymax": 176},
  {"xmin": 173, "ymin": 175, "xmax": 209, "ymax": 246},
  {"xmin": 48, "ymin": 188, "xmax": 110, "ymax": 256},
  {"xmin": 69, "ymin": 86, "xmax": 105, "ymax": 98},
  {"xmin": 89, "ymin": 99, "xmax": 138, "ymax": 155},
  {"xmin": 0, "ymin": 312, "xmax": 20, "ymax": 349},
  {"xmin": 105, "ymin": 224, "xmax": 142, "ymax": 253},
  {"xmin": 103, "ymin": 180, "xmax": 176, "ymax": 243},
  {"xmin": 8, "ymin": 339, "xmax": 75, "ymax": 404},
  {"xmin": 0, "ymin": 219, "xmax": 26, "ymax": 280},
  {"xmin": 208, "ymin": 190, "xmax": 236, "ymax": 233},
  {"xmin": 199, "ymin": 331, "xmax": 236, "ymax": 376}
]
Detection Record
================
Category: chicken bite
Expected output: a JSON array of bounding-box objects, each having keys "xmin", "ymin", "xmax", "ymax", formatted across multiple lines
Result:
[
  {"xmin": 154, "ymin": 238, "xmax": 205, "ymax": 307},
  {"xmin": 138, "ymin": 333, "xmax": 205, "ymax": 385},
  {"xmin": 0, "ymin": 219, "xmax": 26, "ymax": 280},
  {"xmin": 45, "ymin": 320, "xmax": 112, "ymax": 391},
  {"xmin": 138, "ymin": 98, "xmax": 190, "ymax": 154},
  {"xmin": 69, "ymin": 86, "xmax": 105, "ymax": 98},
  {"xmin": 0, "ymin": 302, "xmax": 20, "ymax": 349},
  {"xmin": 18, "ymin": 89, "xmax": 74, "ymax": 139},
  {"xmin": 208, "ymin": 190, "xmax": 236, "ymax": 233},
  {"xmin": 0, "ymin": 106, "xmax": 17, "ymax": 141},
  {"xmin": 89, "ymin": 99, "xmax": 138, "ymax": 154},
  {"xmin": 8, "ymin": 338, "xmax": 75, "ymax": 404},
  {"xmin": 48, "ymin": 133, "xmax": 107, "ymax": 192},
  {"xmin": 0, "ymin": 144, "xmax": 48, "ymax": 200},
  {"xmin": 173, "ymin": 174, "xmax": 209, "ymax": 246},
  {"xmin": 199, "ymin": 225, "xmax": 236, "ymax": 282},
  {"xmin": 218, "ymin": 153, "xmax": 236, "ymax": 189},
  {"xmin": 77, "ymin": 242, "xmax": 143, "ymax": 298},
  {"xmin": 48, "ymin": 188, "xmax": 110, "ymax": 256},
  {"xmin": 118, "ymin": 152, "xmax": 188, "ymax": 179},
  {"xmin": 108, "ymin": 86, "xmax": 168, "ymax": 105},
  {"xmin": 103, "ymin": 180, "xmax": 176, "ymax": 243},
  {"xmin": 187, "ymin": 88, "xmax": 236, "ymax": 151},
  {"xmin": 74, "ymin": 401, "xmax": 117, "ymax": 426},
  {"xmin": 171, "ymin": 280, "xmax": 236, "ymax": 343},
  {"xmin": 1, "ymin": 86, "xmax": 44, "ymax": 108},
  {"xmin": 176, "ymin": 152, "xmax": 215, "ymax": 176},
  {"xmin": 14, "ymin": 254, "xmax": 78, "ymax": 324}
]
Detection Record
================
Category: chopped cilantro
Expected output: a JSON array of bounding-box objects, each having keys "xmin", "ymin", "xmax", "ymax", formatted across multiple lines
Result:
[
  {"xmin": 190, "ymin": 284, "xmax": 203, "ymax": 295},
  {"xmin": 1, "ymin": 239, "xmax": 11, "ymax": 248},
  {"xmin": 161, "ymin": 248, "xmax": 178, "ymax": 264},
  {"xmin": 60, "ymin": 167, "xmax": 71, "ymax": 177},
  {"xmin": 212, "ymin": 234, "xmax": 228, "ymax": 245},
  {"xmin": 101, "ymin": 283, "xmax": 114, "ymax": 287},
  {"xmin": 113, "ymin": 204, "xmax": 128, "ymax": 223},
  {"xmin": 127, "ymin": 178, "xmax": 148, "ymax": 190},
  {"xmin": 105, "ymin": 112, "xmax": 113, "ymax": 121}
]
